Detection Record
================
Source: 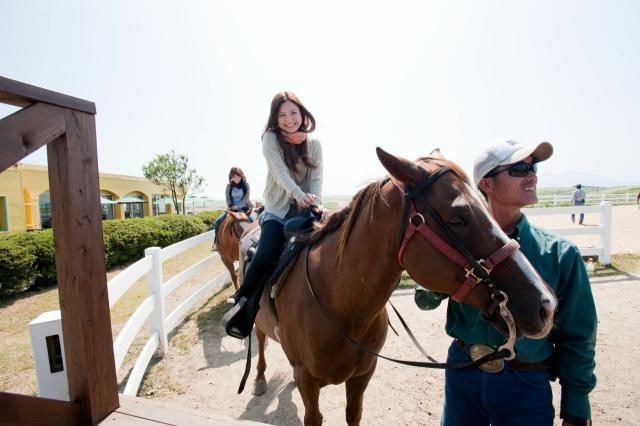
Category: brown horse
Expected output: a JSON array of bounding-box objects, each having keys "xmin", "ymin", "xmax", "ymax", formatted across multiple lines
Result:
[
  {"xmin": 216, "ymin": 209, "xmax": 252, "ymax": 289},
  {"xmin": 246, "ymin": 148, "xmax": 557, "ymax": 426}
]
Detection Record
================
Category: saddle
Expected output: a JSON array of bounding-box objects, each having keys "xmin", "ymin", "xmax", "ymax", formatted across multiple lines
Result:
[{"xmin": 222, "ymin": 208, "xmax": 321, "ymax": 339}]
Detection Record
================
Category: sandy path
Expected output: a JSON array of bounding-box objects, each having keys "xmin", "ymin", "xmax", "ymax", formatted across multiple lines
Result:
[
  {"xmin": 139, "ymin": 205, "xmax": 640, "ymax": 425},
  {"xmin": 146, "ymin": 275, "xmax": 640, "ymax": 425}
]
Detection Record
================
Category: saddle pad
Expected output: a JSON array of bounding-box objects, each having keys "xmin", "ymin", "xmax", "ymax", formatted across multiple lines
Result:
[
  {"xmin": 238, "ymin": 226, "xmax": 309, "ymax": 300},
  {"xmin": 240, "ymin": 225, "xmax": 261, "ymax": 255},
  {"xmin": 268, "ymin": 240, "xmax": 307, "ymax": 299}
]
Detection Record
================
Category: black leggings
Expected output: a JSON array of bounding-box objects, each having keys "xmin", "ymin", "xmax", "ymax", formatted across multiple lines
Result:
[{"xmin": 237, "ymin": 219, "xmax": 285, "ymax": 299}]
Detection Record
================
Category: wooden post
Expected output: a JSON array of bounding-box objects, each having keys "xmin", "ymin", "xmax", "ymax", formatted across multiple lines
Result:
[
  {"xmin": 600, "ymin": 201, "xmax": 612, "ymax": 265},
  {"xmin": 145, "ymin": 246, "xmax": 169, "ymax": 356},
  {"xmin": 47, "ymin": 109, "xmax": 119, "ymax": 424}
]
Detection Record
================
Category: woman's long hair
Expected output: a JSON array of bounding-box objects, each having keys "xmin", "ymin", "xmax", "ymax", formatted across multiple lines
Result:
[
  {"xmin": 228, "ymin": 167, "xmax": 247, "ymax": 197},
  {"xmin": 263, "ymin": 91, "xmax": 317, "ymax": 173}
]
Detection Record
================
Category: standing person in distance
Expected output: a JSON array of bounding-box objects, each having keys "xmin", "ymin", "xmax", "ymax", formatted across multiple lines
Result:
[
  {"xmin": 571, "ymin": 184, "xmax": 586, "ymax": 224},
  {"xmin": 222, "ymin": 91, "xmax": 324, "ymax": 339}
]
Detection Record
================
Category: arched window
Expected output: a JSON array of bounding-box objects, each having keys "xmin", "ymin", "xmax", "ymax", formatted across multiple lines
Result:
[
  {"xmin": 119, "ymin": 192, "xmax": 146, "ymax": 219},
  {"xmin": 100, "ymin": 192, "xmax": 116, "ymax": 220},
  {"xmin": 39, "ymin": 192, "xmax": 52, "ymax": 229}
]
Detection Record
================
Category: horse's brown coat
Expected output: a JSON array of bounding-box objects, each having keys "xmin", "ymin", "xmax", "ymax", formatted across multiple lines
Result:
[{"xmin": 245, "ymin": 148, "xmax": 555, "ymax": 426}]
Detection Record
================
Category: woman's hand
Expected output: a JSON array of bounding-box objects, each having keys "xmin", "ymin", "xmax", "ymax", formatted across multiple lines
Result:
[
  {"xmin": 298, "ymin": 193, "xmax": 316, "ymax": 209},
  {"xmin": 311, "ymin": 204, "xmax": 327, "ymax": 221}
]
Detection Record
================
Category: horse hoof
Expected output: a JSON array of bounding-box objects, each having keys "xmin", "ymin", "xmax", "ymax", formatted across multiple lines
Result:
[{"xmin": 252, "ymin": 379, "xmax": 267, "ymax": 396}]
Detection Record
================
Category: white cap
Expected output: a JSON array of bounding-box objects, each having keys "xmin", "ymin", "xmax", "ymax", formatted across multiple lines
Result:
[{"xmin": 473, "ymin": 138, "xmax": 553, "ymax": 186}]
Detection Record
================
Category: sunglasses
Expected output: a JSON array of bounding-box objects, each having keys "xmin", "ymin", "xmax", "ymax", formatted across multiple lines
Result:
[{"xmin": 486, "ymin": 162, "xmax": 538, "ymax": 178}]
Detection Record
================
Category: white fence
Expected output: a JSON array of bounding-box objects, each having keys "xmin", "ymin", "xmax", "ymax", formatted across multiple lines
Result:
[
  {"xmin": 522, "ymin": 202, "xmax": 612, "ymax": 265},
  {"xmin": 535, "ymin": 192, "xmax": 637, "ymax": 207},
  {"xmin": 30, "ymin": 229, "xmax": 232, "ymax": 399}
]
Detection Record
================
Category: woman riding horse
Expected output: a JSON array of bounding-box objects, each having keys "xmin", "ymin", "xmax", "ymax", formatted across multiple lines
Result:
[
  {"xmin": 212, "ymin": 167, "xmax": 252, "ymax": 250},
  {"xmin": 222, "ymin": 91, "xmax": 325, "ymax": 339}
]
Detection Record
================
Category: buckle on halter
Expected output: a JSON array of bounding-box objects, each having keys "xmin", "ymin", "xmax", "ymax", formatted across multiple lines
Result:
[
  {"xmin": 410, "ymin": 212, "xmax": 426, "ymax": 226},
  {"xmin": 469, "ymin": 344, "xmax": 504, "ymax": 373},
  {"xmin": 478, "ymin": 259, "xmax": 492, "ymax": 275},
  {"xmin": 464, "ymin": 267, "xmax": 483, "ymax": 283}
]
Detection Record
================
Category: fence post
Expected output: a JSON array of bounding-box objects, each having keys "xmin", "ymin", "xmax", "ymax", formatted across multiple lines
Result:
[
  {"xmin": 145, "ymin": 246, "xmax": 169, "ymax": 357},
  {"xmin": 600, "ymin": 202, "xmax": 612, "ymax": 265}
]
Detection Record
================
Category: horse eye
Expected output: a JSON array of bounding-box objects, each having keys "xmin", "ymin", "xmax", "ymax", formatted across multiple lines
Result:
[{"xmin": 448, "ymin": 216, "xmax": 466, "ymax": 226}]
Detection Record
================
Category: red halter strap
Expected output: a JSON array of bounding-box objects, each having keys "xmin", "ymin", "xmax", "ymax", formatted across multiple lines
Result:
[{"xmin": 398, "ymin": 201, "xmax": 520, "ymax": 303}]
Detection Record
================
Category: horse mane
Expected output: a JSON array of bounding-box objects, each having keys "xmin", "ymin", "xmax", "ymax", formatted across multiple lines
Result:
[
  {"xmin": 303, "ymin": 156, "xmax": 468, "ymax": 263},
  {"xmin": 417, "ymin": 156, "xmax": 470, "ymax": 183},
  {"xmin": 305, "ymin": 178, "xmax": 390, "ymax": 261}
]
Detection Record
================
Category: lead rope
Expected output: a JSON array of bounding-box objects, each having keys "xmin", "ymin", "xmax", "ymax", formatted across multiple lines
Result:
[{"xmin": 303, "ymin": 245, "xmax": 511, "ymax": 369}]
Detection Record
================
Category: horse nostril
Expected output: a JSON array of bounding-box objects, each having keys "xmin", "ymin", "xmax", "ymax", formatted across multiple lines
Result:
[{"xmin": 539, "ymin": 298, "xmax": 556, "ymax": 324}]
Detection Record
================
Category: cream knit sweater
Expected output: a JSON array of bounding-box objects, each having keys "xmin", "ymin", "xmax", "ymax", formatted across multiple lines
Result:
[{"xmin": 261, "ymin": 130, "xmax": 323, "ymax": 219}]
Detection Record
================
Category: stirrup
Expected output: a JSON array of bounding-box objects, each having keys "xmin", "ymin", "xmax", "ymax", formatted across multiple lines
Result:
[{"xmin": 221, "ymin": 296, "xmax": 259, "ymax": 339}]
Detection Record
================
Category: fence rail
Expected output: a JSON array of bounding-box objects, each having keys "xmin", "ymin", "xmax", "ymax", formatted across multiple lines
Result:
[
  {"xmin": 30, "ymin": 229, "xmax": 232, "ymax": 400},
  {"xmin": 522, "ymin": 202, "xmax": 612, "ymax": 264},
  {"xmin": 534, "ymin": 192, "xmax": 637, "ymax": 207}
]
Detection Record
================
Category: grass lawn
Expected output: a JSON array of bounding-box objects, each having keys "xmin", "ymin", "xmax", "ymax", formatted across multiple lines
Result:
[{"xmin": 0, "ymin": 241, "xmax": 233, "ymax": 396}]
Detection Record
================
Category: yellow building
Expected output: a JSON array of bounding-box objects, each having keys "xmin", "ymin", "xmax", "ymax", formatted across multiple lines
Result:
[{"xmin": 0, "ymin": 163, "xmax": 180, "ymax": 234}]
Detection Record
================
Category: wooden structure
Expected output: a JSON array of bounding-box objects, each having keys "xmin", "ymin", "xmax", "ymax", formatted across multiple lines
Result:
[
  {"xmin": 0, "ymin": 76, "xmax": 118, "ymax": 424},
  {"xmin": 0, "ymin": 77, "xmax": 266, "ymax": 426}
]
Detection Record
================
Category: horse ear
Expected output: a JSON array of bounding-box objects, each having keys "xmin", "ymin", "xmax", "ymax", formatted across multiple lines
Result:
[
  {"xmin": 376, "ymin": 147, "xmax": 423, "ymax": 185},
  {"xmin": 429, "ymin": 148, "xmax": 445, "ymax": 159}
]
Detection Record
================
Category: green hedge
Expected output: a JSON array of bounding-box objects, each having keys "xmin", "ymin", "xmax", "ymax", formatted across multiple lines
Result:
[
  {"xmin": 0, "ymin": 214, "xmax": 209, "ymax": 298},
  {"xmin": 196, "ymin": 210, "xmax": 223, "ymax": 229}
]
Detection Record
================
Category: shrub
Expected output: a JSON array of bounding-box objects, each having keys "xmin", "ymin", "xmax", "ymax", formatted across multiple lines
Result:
[
  {"xmin": 0, "ymin": 214, "xmax": 209, "ymax": 298},
  {"xmin": 12, "ymin": 230, "xmax": 57, "ymax": 288},
  {"xmin": 0, "ymin": 238, "xmax": 38, "ymax": 297},
  {"xmin": 102, "ymin": 215, "xmax": 206, "ymax": 268},
  {"xmin": 197, "ymin": 210, "xmax": 223, "ymax": 229}
]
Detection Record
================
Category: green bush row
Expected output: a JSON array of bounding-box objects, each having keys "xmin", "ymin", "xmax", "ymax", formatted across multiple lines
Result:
[{"xmin": 0, "ymin": 211, "xmax": 222, "ymax": 298}]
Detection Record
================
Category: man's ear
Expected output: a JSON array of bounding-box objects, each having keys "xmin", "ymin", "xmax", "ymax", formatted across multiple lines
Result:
[{"xmin": 478, "ymin": 177, "xmax": 493, "ymax": 195}]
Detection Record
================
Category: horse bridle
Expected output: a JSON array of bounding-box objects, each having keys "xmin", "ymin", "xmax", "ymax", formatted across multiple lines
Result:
[
  {"xmin": 302, "ymin": 165, "xmax": 522, "ymax": 369},
  {"xmin": 229, "ymin": 214, "xmax": 251, "ymax": 239},
  {"xmin": 397, "ymin": 165, "xmax": 519, "ymax": 359}
]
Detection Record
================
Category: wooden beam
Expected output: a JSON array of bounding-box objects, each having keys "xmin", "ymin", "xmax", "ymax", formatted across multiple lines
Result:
[
  {"xmin": 0, "ymin": 392, "xmax": 83, "ymax": 426},
  {"xmin": 47, "ymin": 109, "xmax": 118, "ymax": 424},
  {"xmin": 98, "ymin": 394, "xmax": 267, "ymax": 425},
  {"xmin": 0, "ymin": 102, "xmax": 66, "ymax": 173},
  {"xmin": 0, "ymin": 76, "xmax": 96, "ymax": 114}
]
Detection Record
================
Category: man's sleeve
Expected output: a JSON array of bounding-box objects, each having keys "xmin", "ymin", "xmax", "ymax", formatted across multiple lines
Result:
[
  {"xmin": 550, "ymin": 245, "xmax": 597, "ymax": 421},
  {"xmin": 414, "ymin": 285, "xmax": 448, "ymax": 310}
]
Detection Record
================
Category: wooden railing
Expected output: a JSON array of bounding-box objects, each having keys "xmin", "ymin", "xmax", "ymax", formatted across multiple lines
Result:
[{"xmin": 1, "ymin": 76, "xmax": 117, "ymax": 424}]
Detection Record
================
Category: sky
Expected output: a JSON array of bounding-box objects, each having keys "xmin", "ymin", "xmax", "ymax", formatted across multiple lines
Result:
[{"xmin": 2, "ymin": 1, "xmax": 639, "ymax": 199}]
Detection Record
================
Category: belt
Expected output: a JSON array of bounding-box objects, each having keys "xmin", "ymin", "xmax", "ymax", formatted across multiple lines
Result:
[{"xmin": 455, "ymin": 340, "xmax": 552, "ymax": 372}]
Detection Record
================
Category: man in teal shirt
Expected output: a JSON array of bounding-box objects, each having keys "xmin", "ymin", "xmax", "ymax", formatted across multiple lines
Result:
[{"xmin": 416, "ymin": 139, "xmax": 597, "ymax": 426}]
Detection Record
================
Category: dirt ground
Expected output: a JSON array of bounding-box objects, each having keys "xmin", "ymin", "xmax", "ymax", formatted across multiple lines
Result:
[{"xmin": 138, "ymin": 205, "xmax": 640, "ymax": 425}]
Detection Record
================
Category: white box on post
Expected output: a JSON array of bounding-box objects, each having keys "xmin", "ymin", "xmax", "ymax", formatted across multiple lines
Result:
[{"xmin": 29, "ymin": 310, "xmax": 69, "ymax": 400}]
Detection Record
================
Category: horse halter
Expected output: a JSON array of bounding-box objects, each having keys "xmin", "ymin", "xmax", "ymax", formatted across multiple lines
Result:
[
  {"xmin": 397, "ymin": 166, "xmax": 520, "ymax": 359},
  {"xmin": 228, "ymin": 214, "xmax": 251, "ymax": 239}
]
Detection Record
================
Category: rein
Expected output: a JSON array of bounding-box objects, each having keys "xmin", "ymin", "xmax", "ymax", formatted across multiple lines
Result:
[
  {"xmin": 303, "ymin": 165, "xmax": 520, "ymax": 369},
  {"xmin": 302, "ymin": 245, "xmax": 510, "ymax": 370},
  {"xmin": 229, "ymin": 216, "xmax": 251, "ymax": 239}
]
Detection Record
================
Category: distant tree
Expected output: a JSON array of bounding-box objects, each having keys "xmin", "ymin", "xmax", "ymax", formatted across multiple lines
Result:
[{"xmin": 143, "ymin": 151, "xmax": 206, "ymax": 214}]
